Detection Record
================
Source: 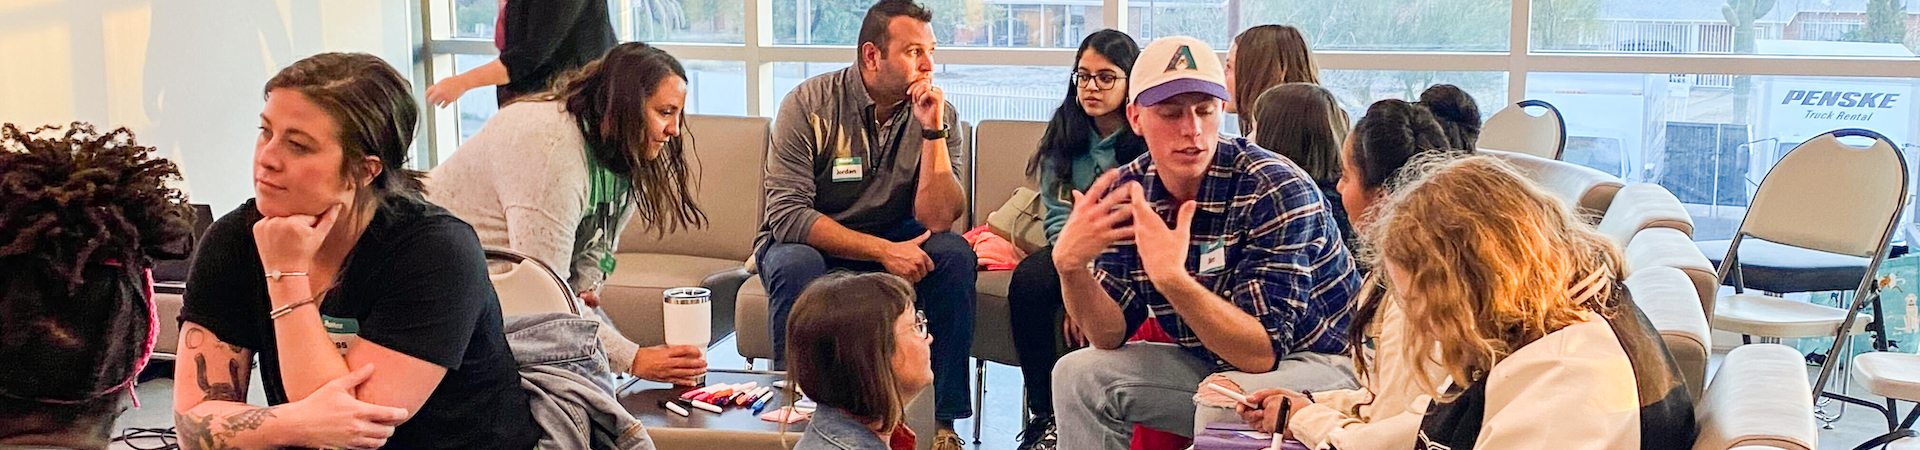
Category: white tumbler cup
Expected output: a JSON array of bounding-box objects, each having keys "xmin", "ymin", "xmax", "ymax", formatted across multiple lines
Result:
[{"xmin": 661, "ymin": 287, "xmax": 712, "ymax": 349}]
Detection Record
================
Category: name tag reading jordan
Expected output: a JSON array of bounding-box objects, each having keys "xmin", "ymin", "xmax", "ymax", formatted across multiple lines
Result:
[{"xmin": 832, "ymin": 157, "xmax": 864, "ymax": 182}]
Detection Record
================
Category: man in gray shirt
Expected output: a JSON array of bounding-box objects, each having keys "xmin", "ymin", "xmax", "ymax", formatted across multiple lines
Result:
[{"xmin": 755, "ymin": 0, "xmax": 974, "ymax": 445}]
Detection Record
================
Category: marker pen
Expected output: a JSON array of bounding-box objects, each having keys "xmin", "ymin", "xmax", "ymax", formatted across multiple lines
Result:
[
  {"xmin": 689, "ymin": 399, "xmax": 725, "ymax": 414},
  {"xmin": 660, "ymin": 400, "xmax": 690, "ymax": 417}
]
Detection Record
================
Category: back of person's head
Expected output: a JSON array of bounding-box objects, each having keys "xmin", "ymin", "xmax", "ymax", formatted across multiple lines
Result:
[
  {"xmin": 1231, "ymin": 25, "xmax": 1318, "ymax": 131},
  {"xmin": 265, "ymin": 52, "xmax": 424, "ymax": 200},
  {"xmin": 1347, "ymin": 99, "xmax": 1453, "ymax": 193},
  {"xmin": 1365, "ymin": 154, "xmax": 1622, "ymax": 397},
  {"xmin": 1029, "ymin": 29, "xmax": 1148, "ymax": 190},
  {"xmin": 0, "ymin": 123, "xmax": 192, "ymax": 443},
  {"xmin": 786, "ymin": 272, "xmax": 918, "ymax": 432},
  {"xmin": 1417, "ymin": 84, "xmax": 1482, "ymax": 151},
  {"xmin": 857, "ymin": 0, "xmax": 934, "ymax": 56},
  {"xmin": 1251, "ymin": 83, "xmax": 1347, "ymax": 183}
]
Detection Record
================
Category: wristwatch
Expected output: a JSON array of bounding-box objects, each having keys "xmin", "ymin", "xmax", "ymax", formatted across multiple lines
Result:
[{"xmin": 921, "ymin": 124, "xmax": 950, "ymax": 141}]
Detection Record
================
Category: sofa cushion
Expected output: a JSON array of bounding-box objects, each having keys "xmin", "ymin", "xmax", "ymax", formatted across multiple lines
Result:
[
  {"xmin": 155, "ymin": 292, "xmax": 184, "ymax": 357},
  {"xmin": 617, "ymin": 115, "xmax": 768, "ymax": 262},
  {"xmin": 600, "ymin": 253, "xmax": 749, "ymax": 347},
  {"xmin": 973, "ymin": 270, "xmax": 1018, "ymax": 366},
  {"xmin": 1628, "ymin": 228, "xmax": 1718, "ymax": 317},
  {"xmin": 1483, "ymin": 149, "xmax": 1624, "ymax": 220},
  {"xmin": 1627, "ymin": 266, "xmax": 1709, "ymax": 399},
  {"xmin": 735, "ymin": 275, "xmax": 772, "ymax": 360},
  {"xmin": 1693, "ymin": 344, "xmax": 1816, "ymax": 450},
  {"xmin": 1597, "ymin": 183, "xmax": 1693, "ymax": 245},
  {"xmin": 971, "ymin": 120, "xmax": 1048, "ymax": 228}
]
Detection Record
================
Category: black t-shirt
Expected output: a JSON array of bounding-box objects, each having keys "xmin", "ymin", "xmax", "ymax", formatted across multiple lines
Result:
[
  {"xmin": 179, "ymin": 195, "xmax": 540, "ymax": 450},
  {"xmin": 497, "ymin": 0, "xmax": 615, "ymax": 103}
]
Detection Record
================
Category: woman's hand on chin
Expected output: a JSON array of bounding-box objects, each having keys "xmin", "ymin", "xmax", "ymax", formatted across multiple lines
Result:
[{"xmin": 255, "ymin": 203, "xmax": 342, "ymax": 281}]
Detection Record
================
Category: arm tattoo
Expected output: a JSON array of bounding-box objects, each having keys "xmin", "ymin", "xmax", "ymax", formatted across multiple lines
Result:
[
  {"xmin": 174, "ymin": 407, "xmax": 274, "ymax": 450},
  {"xmin": 222, "ymin": 406, "xmax": 276, "ymax": 432},
  {"xmin": 175, "ymin": 412, "xmax": 241, "ymax": 450},
  {"xmin": 195, "ymin": 353, "xmax": 247, "ymax": 402}
]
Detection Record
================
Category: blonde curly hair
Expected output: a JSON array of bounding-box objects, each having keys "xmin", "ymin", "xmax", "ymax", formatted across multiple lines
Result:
[{"xmin": 1358, "ymin": 154, "xmax": 1623, "ymax": 397}]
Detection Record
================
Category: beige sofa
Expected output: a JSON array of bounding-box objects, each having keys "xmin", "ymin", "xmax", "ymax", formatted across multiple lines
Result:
[
  {"xmin": 601, "ymin": 114, "xmax": 770, "ymax": 348},
  {"xmin": 1484, "ymin": 148, "xmax": 1625, "ymax": 220}
]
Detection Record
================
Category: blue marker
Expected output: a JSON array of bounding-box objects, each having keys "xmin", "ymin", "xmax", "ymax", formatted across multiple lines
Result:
[{"xmin": 751, "ymin": 393, "xmax": 773, "ymax": 413}]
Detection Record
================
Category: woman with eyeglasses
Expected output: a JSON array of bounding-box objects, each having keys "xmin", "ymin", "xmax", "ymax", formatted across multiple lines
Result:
[
  {"xmin": 788, "ymin": 272, "xmax": 935, "ymax": 450},
  {"xmin": 1005, "ymin": 28, "xmax": 1148, "ymax": 450}
]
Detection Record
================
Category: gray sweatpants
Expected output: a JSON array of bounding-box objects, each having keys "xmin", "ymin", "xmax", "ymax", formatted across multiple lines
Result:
[{"xmin": 1050, "ymin": 342, "xmax": 1359, "ymax": 450}]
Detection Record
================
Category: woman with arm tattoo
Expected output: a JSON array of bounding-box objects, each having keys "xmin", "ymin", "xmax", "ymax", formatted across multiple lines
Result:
[{"xmin": 172, "ymin": 53, "xmax": 542, "ymax": 450}]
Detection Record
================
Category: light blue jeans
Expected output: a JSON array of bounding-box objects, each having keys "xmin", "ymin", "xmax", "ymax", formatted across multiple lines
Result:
[{"xmin": 1050, "ymin": 342, "xmax": 1359, "ymax": 450}]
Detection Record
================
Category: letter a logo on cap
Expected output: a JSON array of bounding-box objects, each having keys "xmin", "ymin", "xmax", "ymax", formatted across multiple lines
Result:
[{"xmin": 1164, "ymin": 45, "xmax": 1198, "ymax": 73}]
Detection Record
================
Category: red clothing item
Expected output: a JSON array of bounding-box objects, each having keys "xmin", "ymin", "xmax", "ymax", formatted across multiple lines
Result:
[
  {"xmin": 888, "ymin": 424, "xmax": 917, "ymax": 450},
  {"xmin": 1130, "ymin": 319, "xmax": 1191, "ymax": 450}
]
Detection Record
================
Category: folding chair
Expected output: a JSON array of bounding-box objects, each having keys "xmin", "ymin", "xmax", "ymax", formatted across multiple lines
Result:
[
  {"xmin": 486, "ymin": 246, "xmax": 580, "ymax": 317},
  {"xmin": 1480, "ymin": 99, "xmax": 1567, "ymax": 159},
  {"xmin": 1697, "ymin": 129, "xmax": 1907, "ymax": 422}
]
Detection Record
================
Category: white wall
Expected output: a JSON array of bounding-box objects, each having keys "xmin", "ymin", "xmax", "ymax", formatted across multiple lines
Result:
[{"xmin": 0, "ymin": 0, "xmax": 415, "ymax": 213}]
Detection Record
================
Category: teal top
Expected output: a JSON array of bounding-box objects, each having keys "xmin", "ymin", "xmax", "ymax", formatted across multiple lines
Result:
[{"xmin": 1038, "ymin": 123, "xmax": 1129, "ymax": 243}]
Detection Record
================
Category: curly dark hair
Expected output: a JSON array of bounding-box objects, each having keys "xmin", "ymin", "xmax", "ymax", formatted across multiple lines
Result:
[{"xmin": 0, "ymin": 122, "xmax": 191, "ymax": 435}]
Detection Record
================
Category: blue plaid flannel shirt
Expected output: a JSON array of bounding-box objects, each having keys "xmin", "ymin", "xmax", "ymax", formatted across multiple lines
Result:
[{"xmin": 1092, "ymin": 137, "xmax": 1361, "ymax": 372}]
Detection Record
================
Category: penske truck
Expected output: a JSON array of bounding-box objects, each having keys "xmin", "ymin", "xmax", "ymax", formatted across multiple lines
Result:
[{"xmin": 1529, "ymin": 40, "xmax": 1916, "ymax": 197}]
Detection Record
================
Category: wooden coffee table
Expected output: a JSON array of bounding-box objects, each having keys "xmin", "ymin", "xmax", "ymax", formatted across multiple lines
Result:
[{"xmin": 619, "ymin": 369, "xmax": 802, "ymax": 449}]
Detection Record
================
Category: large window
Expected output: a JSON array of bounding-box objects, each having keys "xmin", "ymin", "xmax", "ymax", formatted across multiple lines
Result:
[
  {"xmin": 1529, "ymin": 71, "xmax": 1920, "ymax": 240},
  {"xmin": 773, "ymin": 63, "xmax": 1069, "ymax": 125},
  {"xmin": 631, "ymin": 0, "xmax": 745, "ymax": 43},
  {"xmin": 422, "ymin": 0, "xmax": 1920, "ymax": 244},
  {"xmin": 1128, "ymin": 0, "xmax": 1512, "ymax": 50},
  {"xmin": 1532, "ymin": 0, "xmax": 1920, "ymax": 57},
  {"xmin": 1323, "ymin": 70, "xmax": 1509, "ymax": 120},
  {"xmin": 774, "ymin": 0, "xmax": 1106, "ymax": 47}
]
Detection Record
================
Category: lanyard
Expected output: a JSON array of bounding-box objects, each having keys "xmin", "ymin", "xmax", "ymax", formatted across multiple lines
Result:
[{"xmin": 582, "ymin": 128, "xmax": 632, "ymax": 275}]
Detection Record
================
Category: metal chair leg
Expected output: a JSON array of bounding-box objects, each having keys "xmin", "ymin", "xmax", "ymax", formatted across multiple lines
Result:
[
  {"xmin": 974, "ymin": 359, "xmax": 986, "ymax": 444},
  {"xmin": 1813, "ymin": 285, "xmax": 1878, "ymax": 401}
]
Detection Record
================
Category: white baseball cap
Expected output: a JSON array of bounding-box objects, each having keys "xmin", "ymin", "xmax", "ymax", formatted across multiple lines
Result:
[{"xmin": 1128, "ymin": 36, "xmax": 1230, "ymax": 107}]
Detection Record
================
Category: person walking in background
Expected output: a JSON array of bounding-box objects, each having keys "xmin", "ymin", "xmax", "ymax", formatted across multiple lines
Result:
[{"xmin": 425, "ymin": 0, "xmax": 617, "ymax": 107}]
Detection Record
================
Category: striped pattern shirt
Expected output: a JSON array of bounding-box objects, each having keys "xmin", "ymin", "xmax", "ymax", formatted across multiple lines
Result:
[{"xmin": 1093, "ymin": 137, "xmax": 1360, "ymax": 372}]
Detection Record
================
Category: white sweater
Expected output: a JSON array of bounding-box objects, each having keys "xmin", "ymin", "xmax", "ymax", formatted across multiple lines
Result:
[
  {"xmin": 426, "ymin": 101, "xmax": 642, "ymax": 373},
  {"xmin": 1298, "ymin": 310, "xmax": 1645, "ymax": 450},
  {"xmin": 1290, "ymin": 294, "xmax": 1438, "ymax": 450}
]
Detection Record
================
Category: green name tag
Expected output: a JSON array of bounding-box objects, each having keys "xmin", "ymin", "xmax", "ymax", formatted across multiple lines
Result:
[
  {"xmin": 321, "ymin": 315, "xmax": 360, "ymax": 356},
  {"xmin": 1198, "ymin": 238, "xmax": 1227, "ymax": 274},
  {"xmin": 832, "ymin": 157, "xmax": 864, "ymax": 182},
  {"xmin": 321, "ymin": 315, "xmax": 360, "ymax": 334}
]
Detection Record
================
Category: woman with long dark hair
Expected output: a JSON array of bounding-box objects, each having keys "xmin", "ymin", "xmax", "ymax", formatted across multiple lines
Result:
[
  {"xmin": 1006, "ymin": 28, "xmax": 1147, "ymax": 450},
  {"xmin": 428, "ymin": 42, "xmax": 709, "ymax": 384},
  {"xmin": 174, "ymin": 52, "xmax": 541, "ymax": 450}
]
